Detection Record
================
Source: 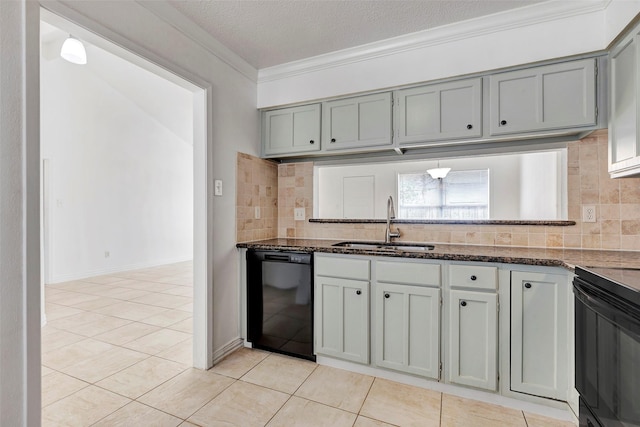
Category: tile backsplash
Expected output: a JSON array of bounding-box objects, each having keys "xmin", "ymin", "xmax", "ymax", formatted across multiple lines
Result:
[
  {"xmin": 237, "ymin": 129, "xmax": 640, "ymax": 251},
  {"xmin": 236, "ymin": 153, "xmax": 278, "ymax": 242}
]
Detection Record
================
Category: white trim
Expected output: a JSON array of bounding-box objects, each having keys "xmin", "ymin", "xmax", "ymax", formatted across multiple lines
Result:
[
  {"xmin": 45, "ymin": 256, "xmax": 194, "ymax": 285},
  {"xmin": 258, "ymin": 0, "xmax": 609, "ymax": 83},
  {"xmin": 213, "ymin": 338, "xmax": 245, "ymax": 364},
  {"xmin": 136, "ymin": 1, "xmax": 258, "ymax": 82},
  {"xmin": 192, "ymin": 86, "xmax": 214, "ymax": 370}
]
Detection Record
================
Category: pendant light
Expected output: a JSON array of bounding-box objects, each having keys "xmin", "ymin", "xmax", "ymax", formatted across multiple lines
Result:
[
  {"xmin": 427, "ymin": 160, "xmax": 451, "ymax": 180},
  {"xmin": 60, "ymin": 35, "xmax": 87, "ymax": 65}
]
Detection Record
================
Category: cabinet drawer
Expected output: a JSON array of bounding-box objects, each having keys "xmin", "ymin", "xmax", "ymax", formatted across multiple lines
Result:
[
  {"xmin": 315, "ymin": 255, "xmax": 370, "ymax": 280},
  {"xmin": 449, "ymin": 264, "xmax": 497, "ymax": 290},
  {"xmin": 376, "ymin": 260, "xmax": 441, "ymax": 286}
]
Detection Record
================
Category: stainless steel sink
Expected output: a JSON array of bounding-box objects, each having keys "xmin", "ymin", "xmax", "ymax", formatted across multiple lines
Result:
[
  {"xmin": 388, "ymin": 243, "xmax": 435, "ymax": 252},
  {"xmin": 332, "ymin": 241, "xmax": 434, "ymax": 252},
  {"xmin": 332, "ymin": 242, "xmax": 396, "ymax": 251}
]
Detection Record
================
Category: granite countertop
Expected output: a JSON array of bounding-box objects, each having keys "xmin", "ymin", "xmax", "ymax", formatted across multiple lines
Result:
[{"xmin": 236, "ymin": 238, "xmax": 640, "ymax": 270}]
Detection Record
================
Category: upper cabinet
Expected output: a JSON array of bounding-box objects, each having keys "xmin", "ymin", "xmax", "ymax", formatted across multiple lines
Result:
[
  {"xmin": 322, "ymin": 92, "xmax": 392, "ymax": 151},
  {"xmin": 609, "ymin": 21, "xmax": 640, "ymax": 178},
  {"xmin": 260, "ymin": 56, "xmax": 603, "ymax": 160},
  {"xmin": 395, "ymin": 78, "xmax": 482, "ymax": 146},
  {"xmin": 262, "ymin": 104, "xmax": 321, "ymax": 157},
  {"xmin": 489, "ymin": 59, "xmax": 597, "ymax": 136}
]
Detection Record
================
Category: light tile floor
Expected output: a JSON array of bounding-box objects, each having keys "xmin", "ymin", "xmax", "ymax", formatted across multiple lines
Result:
[{"xmin": 42, "ymin": 262, "xmax": 576, "ymax": 426}]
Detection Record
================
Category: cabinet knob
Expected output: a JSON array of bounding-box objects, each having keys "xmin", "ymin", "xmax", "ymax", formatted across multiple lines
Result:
[
  {"xmin": 470, "ymin": 275, "xmax": 477, "ymax": 281},
  {"xmin": 331, "ymin": 138, "xmax": 336, "ymax": 143},
  {"xmin": 356, "ymin": 290, "xmax": 361, "ymax": 295},
  {"xmin": 309, "ymin": 140, "xmax": 314, "ymax": 144},
  {"xmin": 500, "ymin": 120, "xmax": 507, "ymax": 126},
  {"xmin": 467, "ymin": 124, "xmax": 473, "ymax": 130},
  {"xmin": 524, "ymin": 282, "xmax": 532, "ymax": 289},
  {"xmin": 384, "ymin": 293, "xmax": 390, "ymax": 299},
  {"xmin": 460, "ymin": 301, "xmax": 467, "ymax": 307}
]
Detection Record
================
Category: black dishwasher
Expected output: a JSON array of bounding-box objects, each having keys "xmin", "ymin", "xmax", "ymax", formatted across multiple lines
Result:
[{"xmin": 246, "ymin": 250, "xmax": 315, "ymax": 361}]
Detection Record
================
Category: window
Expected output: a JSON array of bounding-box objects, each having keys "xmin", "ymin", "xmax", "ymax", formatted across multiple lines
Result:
[{"xmin": 398, "ymin": 170, "xmax": 489, "ymax": 219}]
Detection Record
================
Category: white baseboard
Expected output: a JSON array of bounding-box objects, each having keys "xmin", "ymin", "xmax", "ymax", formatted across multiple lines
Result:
[
  {"xmin": 212, "ymin": 338, "xmax": 244, "ymax": 365},
  {"xmin": 47, "ymin": 255, "xmax": 193, "ymax": 284}
]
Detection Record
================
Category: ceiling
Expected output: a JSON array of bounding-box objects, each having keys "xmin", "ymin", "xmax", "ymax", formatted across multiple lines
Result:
[
  {"xmin": 41, "ymin": 21, "xmax": 194, "ymax": 144},
  {"xmin": 167, "ymin": 0, "xmax": 547, "ymax": 70}
]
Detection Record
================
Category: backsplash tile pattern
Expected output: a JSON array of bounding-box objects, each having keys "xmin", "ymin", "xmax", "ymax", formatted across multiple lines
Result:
[
  {"xmin": 236, "ymin": 153, "xmax": 278, "ymax": 243},
  {"xmin": 238, "ymin": 129, "xmax": 640, "ymax": 251},
  {"xmin": 278, "ymin": 162, "xmax": 314, "ymax": 238}
]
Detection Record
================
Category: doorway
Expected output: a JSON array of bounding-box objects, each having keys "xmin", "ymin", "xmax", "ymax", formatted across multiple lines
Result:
[{"xmin": 39, "ymin": 10, "xmax": 211, "ymax": 373}]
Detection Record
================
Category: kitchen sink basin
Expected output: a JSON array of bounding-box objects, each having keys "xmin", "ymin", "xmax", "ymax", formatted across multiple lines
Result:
[
  {"xmin": 332, "ymin": 241, "xmax": 434, "ymax": 252},
  {"xmin": 332, "ymin": 242, "xmax": 396, "ymax": 251},
  {"xmin": 388, "ymin": 243, "xmax": 435, "ymax": 251}
]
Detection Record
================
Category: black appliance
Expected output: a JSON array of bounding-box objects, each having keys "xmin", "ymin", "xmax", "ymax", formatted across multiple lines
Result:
[
  {"xmin": 574, "ymin": 266, "xmax": 640, "ymax": 427},
  {"xmin": 246, "ymin": 250, "xmax": 315, "ymax": 361}
]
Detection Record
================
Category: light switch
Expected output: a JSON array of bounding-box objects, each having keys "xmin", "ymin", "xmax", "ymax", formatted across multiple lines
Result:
[
  {"xmin": 294, "ymin": 207, "xmax": 305, "ymax": 221},
  {"xmin": 214, "ymin": 179, "xmax": 223, "ymax": 196}
]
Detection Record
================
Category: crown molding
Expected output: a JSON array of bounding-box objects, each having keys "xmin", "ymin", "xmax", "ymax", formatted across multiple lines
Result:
[
  {"xmin": 136, "ymin": 1, "xmax": 258, "ymax": 82},
  {"xmin": 258, "ymin": 0, "xmax": 609, "ymax": 84}
]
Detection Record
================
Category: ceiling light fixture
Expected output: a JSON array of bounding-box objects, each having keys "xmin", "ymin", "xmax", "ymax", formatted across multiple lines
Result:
[
  {"xmin": 60, "ymin": 35, "xmax": 87, "ymax": 65},
  {"xmin": 427, "ymin": 160, "xmax": 451, "ymax": 180}
]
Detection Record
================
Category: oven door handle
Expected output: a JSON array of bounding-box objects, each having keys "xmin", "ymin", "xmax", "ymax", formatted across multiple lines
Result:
[{"xmin": 574, "ymin": 278, "xmax": 640, "ymax": 339}]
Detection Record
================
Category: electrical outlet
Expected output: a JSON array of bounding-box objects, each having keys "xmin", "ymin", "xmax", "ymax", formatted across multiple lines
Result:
[
  {"xmin": 214, "ymin": 179, "xmax": 223, "ymax": 196},
  {"xmin": 254, "ymin": 206, "xmax": 261, "ymax": 219},
  {"xmin": 294, "ymin": 207, "xmax": 305, "ymax": 221},
  {"xmin": 582, "ymin": 205, "xmax": 596, "ymax": 223}
]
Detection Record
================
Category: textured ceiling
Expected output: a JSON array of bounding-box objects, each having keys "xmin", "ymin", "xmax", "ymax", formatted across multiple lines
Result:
[{"xmin": 168, "ymin": 0, "xmax": 547, "ymax": 69}]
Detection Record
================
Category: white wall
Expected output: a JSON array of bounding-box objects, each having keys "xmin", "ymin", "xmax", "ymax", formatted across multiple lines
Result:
[
  {"xmin": 0, "ymin": 1, "xmax": 41, "ymax": 425},
  {"xmin": 520, "ymin": 151, "xmax": 563, "ymax": 219},
  {"xmin": 605, "ymin": 0, "xmax": 640, "ymax": 44},
  {"xmin": 41, "ymin": 41, "xmax": 194, "ymax": 283},
  {"xmin": 317, "ymin": 151, "xmax": 566, "ymax": 220}
]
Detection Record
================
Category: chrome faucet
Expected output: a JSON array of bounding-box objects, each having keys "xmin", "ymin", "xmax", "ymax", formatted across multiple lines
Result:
[{"xmin": 385, "ymin": 196, "xmax": 401, "ymax": 243}]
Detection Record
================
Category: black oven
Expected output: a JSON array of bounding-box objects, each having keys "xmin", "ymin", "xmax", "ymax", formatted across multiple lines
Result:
[{"xmin": 574, "ymin": 267, "xmax": 640, "ymax": 427}]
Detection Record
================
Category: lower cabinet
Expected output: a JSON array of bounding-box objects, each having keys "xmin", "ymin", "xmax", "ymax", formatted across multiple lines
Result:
[
  {"xmin": 311, "ymin": 253, "xmax": 571, "ymax": 406},
  {"xmin": 374, "ymin": 283, "xmax": 440, "ymax": 379},
  {"xmin": 510, "ymin": 271, "xmax": 569, "ymax": 400},
  {"xmin": 315, "ymin": 275, "xmax": 370, "ymax": 364},
  {"xmin": 448, "ymin": 289, "xmax": 498, "ymax": 391}
]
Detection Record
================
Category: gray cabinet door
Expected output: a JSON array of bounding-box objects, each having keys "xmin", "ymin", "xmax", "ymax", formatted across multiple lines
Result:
[
  {"xmin": 510, "ymin": 271, "xmax": 568, "ymax": 400},
  {"xmin": 449, "ymin": 289, "xmax": 497, "ymax": 391},
  {"xmin": 322, "ymin": 93, "xmax": 392, "ymax": 151},
  {"xmin": 395, "ymin": 78, "xmax": 482, "ymax": 145},
  {"xmin": 315, "ymin": 275, "xmax": 370, "ymax": 364},
  {"xmin": 490, "ymin": 59, "xmax": 596, "ymax": 135},
  {"xmin": 263, "ymin": 104, "xmax": 321, "ymax": 156},
  {"xmin": 374, "ymin": 283, "xmax": 440, "ymax": 379},
  {"xmin": 609, "ymin": 25, "xmax": 640, "ymax": 178}
]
